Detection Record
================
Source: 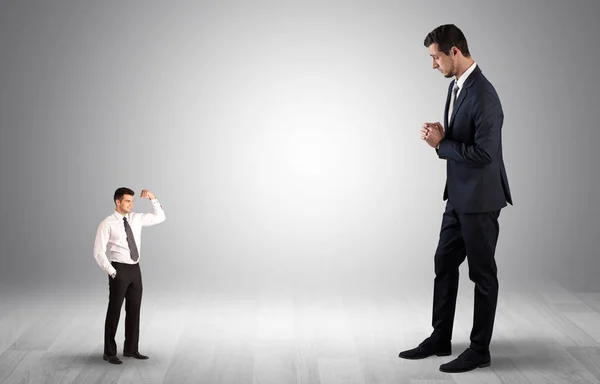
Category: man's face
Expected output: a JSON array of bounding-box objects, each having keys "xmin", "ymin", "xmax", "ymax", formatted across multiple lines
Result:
[
  {"xmin": 116, "ymin": 194, "xmax": 133, "ymax": 213},
  {"xmin": 428, "ymin": 43, "xmax": 456, "ymax": 78}
]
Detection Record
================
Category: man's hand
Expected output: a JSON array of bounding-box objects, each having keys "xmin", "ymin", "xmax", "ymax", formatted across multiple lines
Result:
[
  {"xmin": 430, "ymin": 122, "xmax": 444, "ymax": 137},
  {"xmin": 140, "ymin": 189, "xmax": 155, "ymax": 200},
  {"xmin": 421, "ymin": 122, "xmax": 444, "ymax": 148},
  {"xmin": 420, "ymin": 123, "xmax": 432, "ymax": 140}
]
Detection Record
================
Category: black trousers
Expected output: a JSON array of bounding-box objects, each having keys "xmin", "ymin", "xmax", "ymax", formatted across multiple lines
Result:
[
  {"xmin": 104, "ymin": 262, "xmax": 143, "ymax": 356},
  {"xmin": 431, "ymin": 202, "xmax": 501, "ymax": 354}
]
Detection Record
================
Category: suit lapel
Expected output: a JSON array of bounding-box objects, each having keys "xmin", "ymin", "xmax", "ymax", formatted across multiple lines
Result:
[
  {"xmin": 448, "ymin": 88, "xmax": 467, "ymax": 127},
  {"xmin": 444, "ymin": 81, "xmax": 453, "ymax": 129},
  {"xmin": 448, "ymin": 66, "xmax": 482, "ymax": 128}
]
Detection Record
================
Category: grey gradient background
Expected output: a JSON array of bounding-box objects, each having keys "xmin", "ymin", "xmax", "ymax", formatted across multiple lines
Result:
[{"xmin": 1, "ymin": 0, "xmax": 599, "ymax": 295}]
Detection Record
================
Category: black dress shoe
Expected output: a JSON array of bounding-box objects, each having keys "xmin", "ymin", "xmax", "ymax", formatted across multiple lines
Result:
[
  {"xmin": 103, "ymin": 354, "xmax": 123, "ymax": 364},
  {"xmin": 399, "ymin": 336, "xmax": 451, "ymax": 359},
  {"xmin": 123, "ymin": 352, "xmax": 149, "ymax": 360},
  {"xmin": 439, "ymin": 348, "xmax": 490, "ymax": 373}
]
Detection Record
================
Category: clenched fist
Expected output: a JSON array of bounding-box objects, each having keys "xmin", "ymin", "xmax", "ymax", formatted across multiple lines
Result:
[{"xmin": 140, "ymin": 189, "xmax": 155, "ymax": 200}]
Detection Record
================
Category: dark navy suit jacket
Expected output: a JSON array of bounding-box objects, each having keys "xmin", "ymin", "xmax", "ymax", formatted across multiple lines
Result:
[{"xmin": 436, "ymin": 65, "xmax": 513, "ymax": 213}]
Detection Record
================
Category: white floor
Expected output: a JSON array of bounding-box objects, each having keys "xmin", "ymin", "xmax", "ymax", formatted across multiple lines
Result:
[{"xmin": 1, "ymin": 280, "xmax": 600, "ymax": 383}]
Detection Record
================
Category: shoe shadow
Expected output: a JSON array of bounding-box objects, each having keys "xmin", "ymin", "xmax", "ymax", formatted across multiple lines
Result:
[{"xmin": 453, "ymin": 338, "xmax": 588, "ymax": 372}]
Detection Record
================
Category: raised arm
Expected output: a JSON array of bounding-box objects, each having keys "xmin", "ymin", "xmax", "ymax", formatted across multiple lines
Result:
[{"xmin": 138, "ymin": 189, "xmax": 166, "ymax": 226}]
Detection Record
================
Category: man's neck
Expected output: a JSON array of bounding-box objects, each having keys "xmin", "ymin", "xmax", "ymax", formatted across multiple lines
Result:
[{"xmin": 455, "ymin": 58, "xmax": 475, "ymax": 80}]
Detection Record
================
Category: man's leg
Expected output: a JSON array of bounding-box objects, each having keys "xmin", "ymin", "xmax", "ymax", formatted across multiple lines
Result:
[
  {"xmin": 431, "ymin": 202, "xmax": 468, "ymax": 343},
  {"xmin": 398, "ymin": 202, "xmax": 468, "ymax": 360},
  {"xmin": 460, "ymin": 209, "xmax": 501, "ymax": 354},
  {"xmin": 104, "ymin": 263, "xmax": 129, "ymax": 357},
  {"xmin": 124, "ymin": 264, "xmax": 143, "ymax": 354}
]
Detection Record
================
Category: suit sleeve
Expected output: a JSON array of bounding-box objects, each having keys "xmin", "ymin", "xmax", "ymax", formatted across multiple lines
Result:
[{"xmin": 436, "ymin": 90, "xmax": 502, "ymax": 166}]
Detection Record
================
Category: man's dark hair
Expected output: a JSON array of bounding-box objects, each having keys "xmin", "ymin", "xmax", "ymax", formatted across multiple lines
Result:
[
  {"xmin": 424, "ymin": 24, "xmax": 470, "ymax": 57},
  {"xmin": 114, "ymin": 187, "xmax": 135, "ymax": 203}
]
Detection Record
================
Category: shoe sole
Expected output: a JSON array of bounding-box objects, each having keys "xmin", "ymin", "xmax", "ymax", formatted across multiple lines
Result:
[
  {"xmin": 102, "ymin": 356, "xmax": 122, "ymax": 365},
  {"xmin": 439, "ymin": 361, "xmax": 490, "ymax": 373},
  {"xmin": 399, "ymin": 351, "xmax": 452, "ymax": 360}
]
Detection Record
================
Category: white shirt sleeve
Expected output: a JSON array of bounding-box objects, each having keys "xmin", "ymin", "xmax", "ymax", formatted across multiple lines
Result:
[
  {"xmin": 93, "ymin": 220, "xmax": 116, "ymax": 275},
  {"xmin": 138, "ymin": 198, "xmax": 166, "ymax": 227}
]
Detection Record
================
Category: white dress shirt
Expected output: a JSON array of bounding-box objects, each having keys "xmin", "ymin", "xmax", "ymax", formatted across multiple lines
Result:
[{"xmin": 93, "ymin": 198, "xmax": 166, "ymax": 276}]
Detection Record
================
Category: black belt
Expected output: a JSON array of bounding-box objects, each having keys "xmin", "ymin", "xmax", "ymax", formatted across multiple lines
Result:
[{"xmin": 111, "ymin": 261, "xmax": 139, "ymax": 267}]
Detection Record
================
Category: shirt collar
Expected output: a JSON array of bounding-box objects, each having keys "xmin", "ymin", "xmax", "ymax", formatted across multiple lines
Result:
[
  {"xmin": 455, "ymin": 61, "xmax": 477, "ymax": 90},
  {"xmin": 113, "ymin": 210, "xmax": 127, "ymax": 220}
]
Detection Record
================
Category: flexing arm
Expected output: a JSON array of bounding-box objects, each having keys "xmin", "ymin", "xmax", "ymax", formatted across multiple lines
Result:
[{"xmin": 138, "ymin": 189, "xmax": 166, "ymax": 226}]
